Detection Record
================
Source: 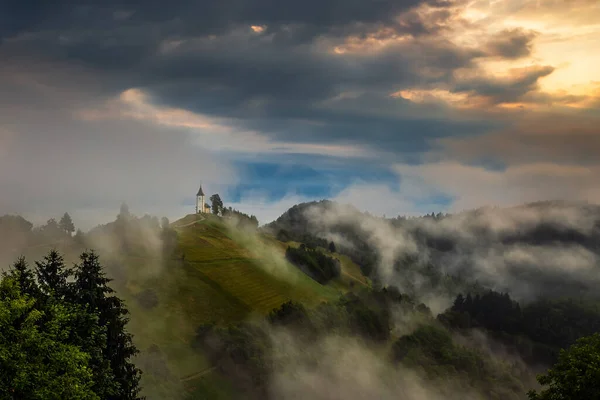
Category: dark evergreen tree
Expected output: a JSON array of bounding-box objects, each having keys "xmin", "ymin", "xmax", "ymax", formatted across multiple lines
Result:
[
  {"xmin": 35, "ymin": 250, "xmax": 71, "ymax": 299},
  {"xmin": 59, "ymin": 212, "xmax": 76, "ymax": 236},
  {"xmin": 452, "ymin": 293, "xmax": 465, "ymax": 311},
  {"xmin": 328, "ymin": 241, "xmax": 337, "ymax": 253},
  {"xmin": 210, "ymin": 194, "xmax": 224, "ymax": 215},
  {"xmin": 72, "ymin": 251, "xmax": 143, "ymax": 400},
  {"xmin": 0, "ymin": 276, "xmax": 99, "ymax": 400},
  {"xmin": 5, "ymin": 256, "xmax": 39, "ymax": 298}
]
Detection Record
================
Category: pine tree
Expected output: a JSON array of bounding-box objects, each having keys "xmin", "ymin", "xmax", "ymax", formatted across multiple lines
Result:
[
  {"xmin": 328, "ymin": 241, "xmax": 337, "ymax": 253},
  {"xmin": 59, "ymin": 212, "xmax": 76, "ymax": 236},
  {"xmin": 210, "ymin": 194, "xmax": 224, "ymax": 215},
  {"xmin": 452, "ymin": 294, "xmax": 465, "ymax": 311},
  {"xmin": 35, "ymin": 250, "xmax": 71, "ymax": 299},
  {"xmin": 0, "ymin": 276, "xmax": 99, "ymax": 400},
  {"xmin": 6, "ymin": 256, "xmax": 39, "ymax": 298},
  {"xmin": 72, "ymin": 251, "xmax": 143, "ymax": 400}
]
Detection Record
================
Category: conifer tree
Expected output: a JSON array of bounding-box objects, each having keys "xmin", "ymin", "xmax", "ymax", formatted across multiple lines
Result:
[
  {"xmin": 59, "ymin": 212, "xmax": 76, "ymax": 236},
  {"xmin": 328, "ymin": 241, "xmax": 337, "ymax": 253},
  {"xmin": 35, "ymin": 250, "xmax": 71, "ymax": 299},
  {"xmin": 0, "ymin": 277, "xmax": 99, "ymax": 400},
  {"xmin": 210, "ymin": 194, "xmax": 224, "ymax": 215},
  {"xmin": 72, "ymin": 251, "xmax": 143, "ymax": 400},
  {"xmin": 6, "ymin": 256, "xmax": 39, "ymax": 298}
]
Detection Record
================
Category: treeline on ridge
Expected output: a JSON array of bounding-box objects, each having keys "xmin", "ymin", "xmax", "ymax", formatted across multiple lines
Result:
[
  {"xmin": 192, "ymin": 287, "xmax": 529, "ymax": 400},
  {"xmin": 191, "ymin": 283, "xmax": 600, "ymax": 400},
  {"xmin": 438, "ymin": 290, "xmax": 600, "ymax": 367}
]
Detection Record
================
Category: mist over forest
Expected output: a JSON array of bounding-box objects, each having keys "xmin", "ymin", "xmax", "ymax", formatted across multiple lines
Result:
[
  {"xmin": 2, "ymin": 198, "xmax": 600, "ymax": 399},
  {"xmin": 2, "ymin": 0, "xmax": 600, "ymax": 397}
]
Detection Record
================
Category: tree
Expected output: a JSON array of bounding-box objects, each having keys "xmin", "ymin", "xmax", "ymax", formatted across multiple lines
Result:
[
  {"xmin": 0, "ymin": 250, "xmax": 145, "ymax": 399},
  {"xmin": 328, "ymin": 241, "xmax": 337, "ymax": 253},
  {"xmin": 210, "ymin": 194, "xmax": 224, "ymax": 215},
  {"xmin": 59, "ymin": 212, "xmax": 76, "ymax": 236},
  {"xmin": 527, "ymin": 333, "xmax": 600, "ymax": 400},
  {"xmin": 41, "ymin": 218, "xmax": 63, "ymax": 240},
  {"xmin": 0, "ymin": 277, "xmax": 99, "ymax": 400},
  {"xmin": 35, "ymin": 250, "xmax": 71, "ymax": 299},
  {"xmin": 71, "ymin": 251, "xmax": 143, "ymax": 400},
  {"xmin": 6, "ymin": 256, "xmax": 39, "ymax": 298}
]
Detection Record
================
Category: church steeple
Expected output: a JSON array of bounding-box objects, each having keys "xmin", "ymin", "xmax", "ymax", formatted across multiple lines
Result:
[{"xmin": 196, "ymin": 184, "xmax": 206, "ymax": 214}]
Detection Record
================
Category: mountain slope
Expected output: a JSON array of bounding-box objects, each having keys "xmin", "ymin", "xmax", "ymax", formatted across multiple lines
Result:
[
  {"xmin": 108, "ymin": 213, "xmax": 358, "ymax": 398},
  {"xmin": 1, "ymin": 210, "xmax": 368, "ymax": 399}
]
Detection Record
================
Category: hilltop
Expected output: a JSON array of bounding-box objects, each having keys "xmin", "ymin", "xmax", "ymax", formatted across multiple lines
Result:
[
  {"xmin": 3, "ymin": 199, "xmax": 600, "ymax": 399},
  {"xmin": 0, "ymin": 208, "xmax": 370, "ymax": 399}
]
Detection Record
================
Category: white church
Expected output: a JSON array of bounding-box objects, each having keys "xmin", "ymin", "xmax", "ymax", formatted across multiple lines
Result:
[{"xmin": 195, "ymin": 184, "xmax": 211, "ymax": 214}]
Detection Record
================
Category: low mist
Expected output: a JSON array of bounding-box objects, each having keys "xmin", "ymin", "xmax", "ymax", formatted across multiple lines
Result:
[{"xmin": 292, "ymin": 200, "xmax": 600, "ymax": 306}]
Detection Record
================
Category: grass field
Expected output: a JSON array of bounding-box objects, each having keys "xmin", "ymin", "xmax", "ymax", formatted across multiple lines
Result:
[{"xmin": 9, "ymin": 213, "xmax": 368, "ymax": 399}]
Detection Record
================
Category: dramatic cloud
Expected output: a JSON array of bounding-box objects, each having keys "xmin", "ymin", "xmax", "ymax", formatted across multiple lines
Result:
[
  {"xmin": 484, "ymin": 28, "xmax": 537, "ymax": 60},
  {"xmin": 0, "ymin": 59, "xmax": 238, "ymax": 229},
  {"xmin": 0, "ymin": 0, "xmax": 598, "ymax": 226}
]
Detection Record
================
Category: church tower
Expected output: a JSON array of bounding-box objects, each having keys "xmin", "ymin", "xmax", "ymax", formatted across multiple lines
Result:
[{"xmin": 196, "ymin": 184, "xmax": 206, "ymax": 214}]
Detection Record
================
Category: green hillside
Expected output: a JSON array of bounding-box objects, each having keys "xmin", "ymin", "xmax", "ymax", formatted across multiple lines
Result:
[
  {"xmin": 2, "ymin": 212, "xmax": 368, "ymax": 399},
  {"xmin": 107, "ymin": 213, "xmax": 361, "ymax": 398}
]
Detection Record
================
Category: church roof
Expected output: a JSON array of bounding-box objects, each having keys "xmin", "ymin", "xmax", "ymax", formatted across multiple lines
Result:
[{"xmin": 196, "ymin": 185, "xmax": 205, "ymax": 196}]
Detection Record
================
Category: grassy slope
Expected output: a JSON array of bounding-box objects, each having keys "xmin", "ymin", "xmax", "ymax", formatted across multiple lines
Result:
[
  {"xmin": 128, "ymin": 214, "xmax": 360, "ymax": 397},
  {"xmin": 11, "ymin": 213, "xmax": 368, "ymax": 399}
]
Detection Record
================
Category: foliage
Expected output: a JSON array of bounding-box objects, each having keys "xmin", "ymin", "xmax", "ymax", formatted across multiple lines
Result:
[
  {"xmin": 0, "ymin": 277, "xmax": 99, "ymax": 400},
  {"xmin": 59, "ymin": 212, "xmax": 76, "ymax": 236},
  {"xmin": 72, "ymin": 250, "xmax": 143, "ymax": 399},
  {"xmin": 192, "ymin": 287, "xmax": 528, "ymax": 399},
  {"xmin": 527, "ymin": 333, "xmax": 600, "ymax": 400},
  {"xmin": 392, "ymin": 324, "xmax": 525, "ymax": 400},
  {"xmin": 0, "ymin": 250, "xmax": 144, "ymax": 400},
  {"xmin": 285, "ymin": 244, "xmax": 341, "ymax": 284},
  {"xmin": 440, "ymin": 290, "xmax": 600, "ymax": 366},
  {"xmin": 210, "ymin": 194, "xmax": 224, "ymax": 215},
  {"xmin": 222, "ymin": 207, "xmax": 259, "ymax": 230},
  {"xmin": 267, "ymin": 300, "xmax": 310, "ymax": 328},
  {"xmin": 328, "ymin": 240, "xmax": 336, "ymax": 253}
]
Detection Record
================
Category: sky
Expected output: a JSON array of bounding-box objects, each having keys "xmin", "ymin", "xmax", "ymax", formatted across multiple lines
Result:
[{"xmin": 0, "ymin": 0, "xmax": 599, "ymax": 229}]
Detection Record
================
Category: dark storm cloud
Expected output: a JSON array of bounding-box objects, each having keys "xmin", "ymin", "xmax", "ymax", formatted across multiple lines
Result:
[
  {"xmin": 134, "ymin": 33, "xmax": 482, "ymax": 117},
  {"xmin": 0, "ymin": 0, "xmax": 449, "ymax": 42},
  {"xmin": 0, "ymin": 0, "xmax": 558, "ymax": 160},
  {"xmin": 452, "ymin": 65, "xmax": 555, "ymax": 104},
  {"xmin": 484, "ymin": 28, "xmax": 537, "ymax": 59}
]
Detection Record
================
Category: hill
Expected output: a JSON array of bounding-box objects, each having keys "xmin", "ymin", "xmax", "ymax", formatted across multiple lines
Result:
[
  {"xmin": 264, "ymin": 199, "xmax": 600, "ymax": 305},
  {"xmin": 4, "ymin": 200, "xmax": 600, "ymax": 399},
  {"xmin": 1, "ymin": 210, "xmax": 371, "ymax": 399},
  {"xmin": 91, "ymin": 212, "xmax": 372, "ymax": 398}
]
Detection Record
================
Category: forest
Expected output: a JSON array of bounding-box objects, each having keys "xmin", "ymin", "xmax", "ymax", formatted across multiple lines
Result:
[
  {"xmin": 1, "ymin": 200, "xmax": 600, "ymax": 399},
  {"xmin": 0, "ymin": 250, "xmax": 142, "ymax": 399}
]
